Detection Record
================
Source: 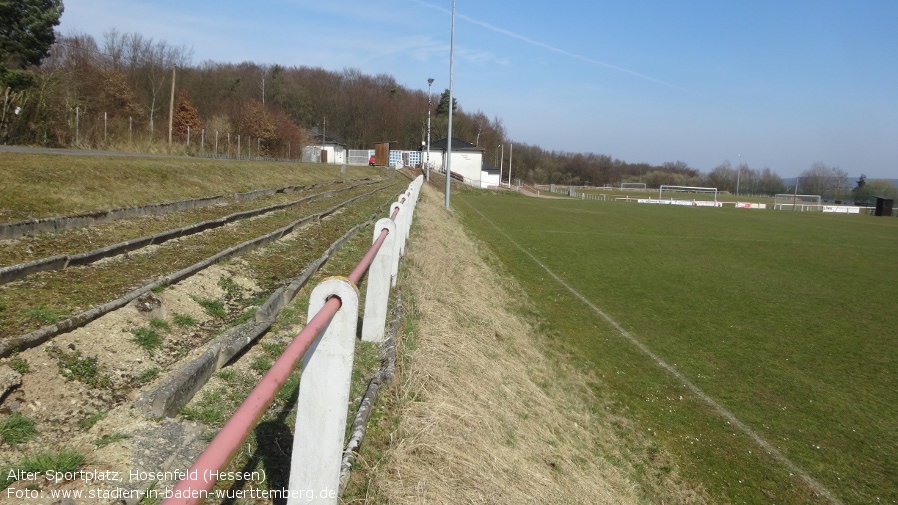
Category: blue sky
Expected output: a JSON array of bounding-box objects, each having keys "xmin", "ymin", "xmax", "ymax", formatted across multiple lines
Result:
[{"xmin": 59, "ymin": 0, "xmax": 898, "ymax": 179}]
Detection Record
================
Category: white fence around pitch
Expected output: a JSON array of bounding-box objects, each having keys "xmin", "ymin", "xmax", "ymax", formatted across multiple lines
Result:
[
  {"xmin": 507, "ymin": 184, "xmax": 877, "ymax": 215},
  {"xmin": 532, "ymin": 184, "xmax": 611, "ymax": 198},
  {"xmin": 637, "ymin": 198, "xmax": 723, "ymax": 207},
  {"xmin": 822, "ymin": 205, "xmax": 863, "ymax": 214},
  {"xmin": 734, "ymin": 202, "xmax": 768, "ymax": 209}
]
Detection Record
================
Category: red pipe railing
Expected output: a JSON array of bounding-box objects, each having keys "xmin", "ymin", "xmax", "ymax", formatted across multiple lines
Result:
[
  {"xmin": 348, "ymin": 228, "xmax": 388, "ymax": 284},
  {"xmin": 161, "ymin": 177, "xmax": 420, "ymax": 504},
  {"xmin": 163, "ymin": 295, "xmax": 342, "ymax": 504}
]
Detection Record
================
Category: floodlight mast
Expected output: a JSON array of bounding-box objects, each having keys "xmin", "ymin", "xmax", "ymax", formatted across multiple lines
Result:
[
  {"xmin": 445, "ymin": 0, "xmax": 456, "ymax": 210},
  {"xmin": 426, "ymin": 78, "xmax": 434, "ymax": 182},
  {"xmin": 737, "ymin": 154, "xmax": 741, "ymax": 196},
  {"xmin": 793, "ymin": 176, "xmax": 799, "ymax": 211},
  {"xmin": 499, "ymin": 144, "xmax": 503, "ymax": 186}
]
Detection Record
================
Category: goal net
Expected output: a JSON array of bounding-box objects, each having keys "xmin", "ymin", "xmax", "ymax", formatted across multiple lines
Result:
[
  {"xmin": 620, "ymin": 182, "xmax": 647, "ymax": 190},
  {"xmin": 658, "ymin": 185, "xmax": 719, "ymax": 205},
  {"xmin": 774, "ymin": 194, "xmax": 823, "ymax": 211}
]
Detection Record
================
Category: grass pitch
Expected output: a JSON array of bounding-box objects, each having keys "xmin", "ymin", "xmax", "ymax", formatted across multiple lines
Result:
[{"xmin": 457, "ymin": 191, "xmax": 898, "ymax": 504}]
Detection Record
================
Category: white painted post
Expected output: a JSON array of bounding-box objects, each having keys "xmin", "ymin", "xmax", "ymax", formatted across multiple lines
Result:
[
  {"xmin": 288, "ymin": 277, "xmax": 359, "ymax": 505},
  {"xmin": 408, "ymin": 184, "xmax": 417, "ymax": 205},
  {"xmin": 361, "ymin": 218, "xmax": 397, "ymax": 343},
  {"xmin": 409, "ymin": 178, "xmax": 422, "ymax": 213},
  {"xmin": 398, "ymin": 190, "xmax": 413, "ymax": 257},
  {"xmin": 389, "ymin": 201, "xmax": 404, "ymax": 287},
  {"xmin": 412, "ymin": 177, "xmax": 423, "ymax": 202}
]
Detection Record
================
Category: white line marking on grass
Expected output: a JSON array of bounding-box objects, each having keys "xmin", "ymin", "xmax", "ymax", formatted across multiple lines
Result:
[{"xmin": 463, "ymin": 200, "xmax": 843, "ymax": 505}]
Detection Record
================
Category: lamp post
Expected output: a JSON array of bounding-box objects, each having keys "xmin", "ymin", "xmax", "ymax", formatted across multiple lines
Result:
[
  {"xmin": 499, "ymin": 144, "xmax": 503, "ymax": 187},
  {"xmin": 507, "ymin": 143, "xmax": 513, "ymax": 189},
  {"xmin": 426, "ymin": 78, "xmax": 434, "ymax": 182},
  {"xmin": 445, "ymin": 0, "xmax": 455, "ymax": 210},
  {"xmin": 736, "ymin": 153, "xmax": 742, "ymax": 196}
]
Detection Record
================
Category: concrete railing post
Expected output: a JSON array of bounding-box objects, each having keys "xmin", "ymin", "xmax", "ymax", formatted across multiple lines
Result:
[
  {"xmin": 361, "ymin": 218, "xmax": 397, "ymax": 343},
  {"xmin": 389, "ymin": 201, "xmax": 404, "ymax": 287},
  {"xmin": 288, "ymin": 277, "xmax": 359, "ymax": 505},
  {"xmin": 396, "ymin": 192, "xmax": 410, "ymax": 257}
]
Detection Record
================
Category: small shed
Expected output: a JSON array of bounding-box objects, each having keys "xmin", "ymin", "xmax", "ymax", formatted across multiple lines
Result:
[
  {"xmin": 430, "ymin": 137, "xmax": 489, "ymax": 188},
  {"xmin": 302, "ymin": 130, "xmax": 346, "ymax": 164},
  {"xmin": 373, "ymin": 142, "xmax": 394, "ymax": 167},
  {"xmin": 874, "ymin": 197, "xmax": 894, "ymax": 217}
]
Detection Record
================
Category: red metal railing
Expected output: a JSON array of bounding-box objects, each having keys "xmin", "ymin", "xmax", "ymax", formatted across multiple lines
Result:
[
  {"xmin": 163, "ymin": 296, "xmax": 341, "ymax": 503},
  {"xmin": 161, "ymin": 177, "xmax": 420, "ymax": 504}
]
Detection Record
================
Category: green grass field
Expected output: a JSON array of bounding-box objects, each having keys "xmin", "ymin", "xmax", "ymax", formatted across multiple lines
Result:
[{"xmin": 456, "ymin": 192, "xmax": 898, "ymax": 504}]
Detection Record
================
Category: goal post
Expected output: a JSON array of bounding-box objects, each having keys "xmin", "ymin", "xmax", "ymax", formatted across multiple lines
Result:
[
  {"xmin": 774, "ymin": 194, "xmax": 823, "ymax": 211},
  {"xmin": 659, "ymin": 185, "xmax": 719, "ymax": 204},
  {"xmin": 620, "ymin": 182, "xmax": 647, "ymax": 190}
]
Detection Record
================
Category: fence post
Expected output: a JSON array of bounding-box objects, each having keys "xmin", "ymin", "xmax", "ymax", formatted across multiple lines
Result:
[
  {"xmin": 398, "ymin": 190, "xmax": 413, "ymax": 256},
  {"xmin": 288, "ymin": 277, "xmax": 359, "ymax": 505},
  {"xmin": 389, "ymin": 201, "xmax": 404, "ymax": 287},
  {"xmin": 361, "ymin": 218, "xmax": 397, "ymax": 343}
]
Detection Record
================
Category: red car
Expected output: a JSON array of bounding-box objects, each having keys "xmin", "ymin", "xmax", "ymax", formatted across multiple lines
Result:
[{"xmin": 368, "ymin": 156, "xmax": 376, "ymax": 166}]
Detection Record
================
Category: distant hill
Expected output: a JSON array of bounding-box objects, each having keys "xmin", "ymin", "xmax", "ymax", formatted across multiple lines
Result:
[{"xmin": 782, "ymin": 177, "xmax": 898, "ymax": 188}]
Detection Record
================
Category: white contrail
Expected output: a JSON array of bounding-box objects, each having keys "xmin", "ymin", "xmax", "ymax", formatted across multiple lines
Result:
[
  {"xmin": 410, "ymin": 0, "xmax": 711, "ymax": 99},
  {"xmin": 462, "ymin": 199, "xmax": 843, "ymax": 505}
]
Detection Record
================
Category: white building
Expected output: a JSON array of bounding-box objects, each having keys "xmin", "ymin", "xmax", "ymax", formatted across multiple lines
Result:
[
  {"xmin": 429, "ymin": 138, "xmax": 498, "ymax": 189},
  {"xmin": 301, "ymin": 130, "xmax": 347, "ymax": 164}
]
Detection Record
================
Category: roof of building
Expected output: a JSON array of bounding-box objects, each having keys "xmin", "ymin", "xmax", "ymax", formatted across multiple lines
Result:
[
  {"xmin": 429, "ymin": 137, "xmax": 483, "ymax": 152},
  {"xmin": 482, "ymin": 162, "xmax": 501, "ymax": 174},
  {"xmin": 309, "ymin": 129, "xmax": 346, "ymax": 147}
]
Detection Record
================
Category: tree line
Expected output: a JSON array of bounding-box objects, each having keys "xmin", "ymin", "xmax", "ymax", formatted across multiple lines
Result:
[
  {"xmin": 0, "ymin": 28, "xmax": 789, "ymax": 194},
  {"xmin": 1, "ymin": 4, "xmax": 893, "ymax": 200}
]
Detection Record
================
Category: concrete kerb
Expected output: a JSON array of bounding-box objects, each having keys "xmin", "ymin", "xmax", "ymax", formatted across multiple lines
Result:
[
  {"xmin": 0, "ymin": 195, "xmax": 226, "ymax": 240},
  {"xmin": 0, "ymin": 255, "xmax": 68, "ymax": 285},
  {"xmin": 0, "ymin": 180, "xmax": 380, "ymax": 287},
  {"xmin": 0, "ymin": 185, "xmax": 394, "ymax": 359},
  {"xmin": 133, "ymin": 201, "xmax": 391, "ymax": 418},
  {"xmin": 0, "ymin": 178, "xmax": 372, "ymax": 241}
]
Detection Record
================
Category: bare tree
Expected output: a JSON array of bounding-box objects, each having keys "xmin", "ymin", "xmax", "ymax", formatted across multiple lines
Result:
[
  {"xmin": 111, "ymin": 32, "xmax": 191, "ymax": 137},
  {"xmin": 706, "ymin": 162, "xmax": 736, "ymax": 193},
  {"xmin": 799, "ymin": 162, "xmax": 849, "ymax": 200}
]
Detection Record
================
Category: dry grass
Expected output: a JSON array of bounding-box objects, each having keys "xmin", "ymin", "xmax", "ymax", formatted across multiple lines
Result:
[{"xmin": 361, "ymin": 183, "xmax": 708, "ymax": 504}]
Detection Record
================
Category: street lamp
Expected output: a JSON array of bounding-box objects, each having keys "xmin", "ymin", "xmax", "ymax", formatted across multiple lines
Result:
[{"xmin": 426, "ymin": 78, "xmax": 434, "ymax": 182}]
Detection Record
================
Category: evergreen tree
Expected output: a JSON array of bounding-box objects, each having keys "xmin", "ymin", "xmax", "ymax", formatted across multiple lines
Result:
[
  {"xmin": 0, "ymin": 0, "xmax": 64, "ymax": 88},
  {"xmin": 436, "ymin": 89, "xmax": 457, "ymax": 116}
]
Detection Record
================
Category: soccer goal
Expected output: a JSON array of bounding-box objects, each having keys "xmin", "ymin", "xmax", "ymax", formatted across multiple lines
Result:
[
  {"xmin": 620, "ymin": 182, "xmax": 647, "ymax": 191},
  {"xmin": 773, "ymin": 194, "xmax": 823, "ymax": 211},
  {"xmin": 659, "ymin": 185, "xmax": 719, "ymax": 205}
]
